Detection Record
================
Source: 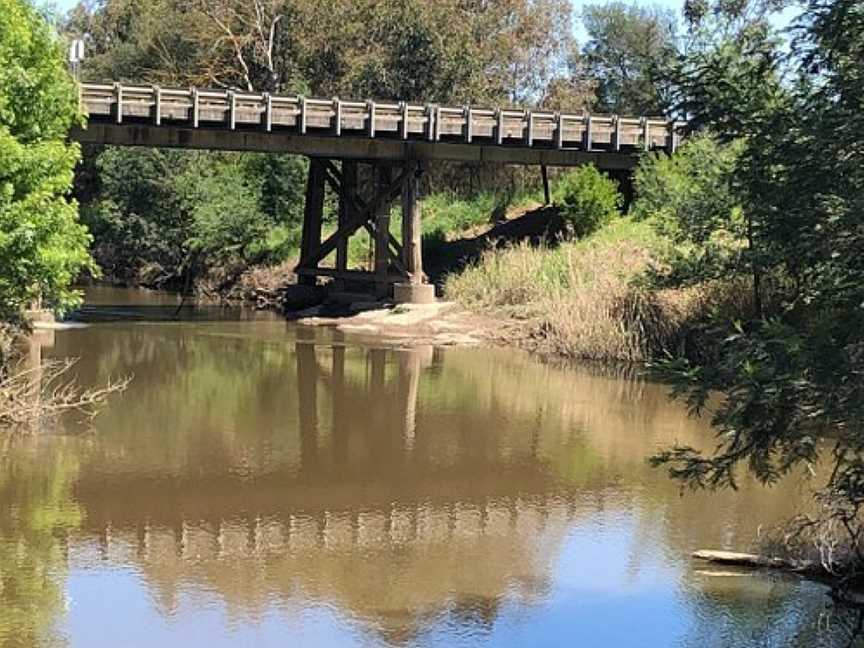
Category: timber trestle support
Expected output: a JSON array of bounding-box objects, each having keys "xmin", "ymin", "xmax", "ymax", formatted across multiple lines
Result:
[{"xmin": 295, "ymin": 157, "xmax": 429, "ymax": 300}]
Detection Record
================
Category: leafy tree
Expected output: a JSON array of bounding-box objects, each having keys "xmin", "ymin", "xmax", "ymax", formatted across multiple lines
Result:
[
  {"xmin": 0, "ymin": 0, "xmax": 93, "ymax": 317},
  {"xmin": 83, "ymin": 147, "xmax": 308, "ymax": 287},
  {"xmin": 582, "ymin": 2, "xmax": 680, "ymax": 114},
  {"xmin": 651, "ymin": 0, "xmax": 864, "ymax": 581},
  {"xmin": 176, "ymin": 154, "xmax": 271, "ymax": 269}
]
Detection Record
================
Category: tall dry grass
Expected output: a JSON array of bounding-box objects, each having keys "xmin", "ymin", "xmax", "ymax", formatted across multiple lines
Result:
[{"xmin": 445, "ymin": 219, "xmax": 754, "ymax": 363}]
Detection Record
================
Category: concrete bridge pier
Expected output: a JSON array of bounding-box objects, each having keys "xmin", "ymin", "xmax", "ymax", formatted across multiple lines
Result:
[{"xmin": 295, "ymin": 157, "xmax": 434, "ymax": 303}]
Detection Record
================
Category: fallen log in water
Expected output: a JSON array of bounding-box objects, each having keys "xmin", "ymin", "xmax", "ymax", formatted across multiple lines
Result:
[
  {"xmin": 695, "ymin": 550, "xmax": 864, "ymax": 608},
  {"xmin": 693, "ymin": 550, "xmax": 801, "ymax": 570}
]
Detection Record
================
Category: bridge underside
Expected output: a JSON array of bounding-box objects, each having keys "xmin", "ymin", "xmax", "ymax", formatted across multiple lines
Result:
[{"xmin": 71, "ymin": 123, "xmax": 640, "ymax": 170}]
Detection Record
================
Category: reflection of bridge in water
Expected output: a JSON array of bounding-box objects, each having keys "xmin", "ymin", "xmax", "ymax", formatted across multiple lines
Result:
[
  {"xmin": 55, "ymin": 339, "xmax": 586, "ymax": 639},
  {"xmin": 13, "ymin": 322, "xmax": 837, "ymax": 646},
  {"xmin": 79, "ymin": 493, "xmax": 579, "ymax": 561}
]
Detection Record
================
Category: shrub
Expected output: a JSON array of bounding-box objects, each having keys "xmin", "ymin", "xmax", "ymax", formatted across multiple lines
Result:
[
  {"xmin": 632, "ymin": 133, "xmax": 743, "ymax": 244},
  {"xmin": 553, "ymin": 165, "xmax": 622, "ymax": 238},
  {"xmin": 631, "ymin": 134, "xmax": 746, "ymax": 285}
]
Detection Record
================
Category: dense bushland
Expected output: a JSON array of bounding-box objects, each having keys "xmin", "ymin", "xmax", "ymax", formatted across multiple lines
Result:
[{"xmin": 81, "ymin": 148, "xmax": 308, "ymax": 288}]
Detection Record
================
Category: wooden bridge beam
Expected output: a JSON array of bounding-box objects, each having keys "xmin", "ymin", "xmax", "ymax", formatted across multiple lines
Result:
[
  {"xmin": 299, "ymin": 159, "xmax": 326, "ymax": 286},
  {"xmin": 297, "ymin": 166, "xmax": 408, "ymax": 274},
  {"xmin": 374, "ymin": 165, "xmax": 393, "ymax": 297},
  {"xmin": 337, "ymin": 161, "xmax": 356, "ymax": 273},
  {"xmin": 401, "ymin": 161, "xmax": 423, "ymax": 285},
  {"xmin": 295, "ymin": 157, "xmax": 432, "ymax": 297}
]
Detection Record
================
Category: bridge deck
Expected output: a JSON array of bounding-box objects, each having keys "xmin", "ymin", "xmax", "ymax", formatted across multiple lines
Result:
[{"xmin": 72, "ymin": 83, "xmax": 683, "ymax": 168}]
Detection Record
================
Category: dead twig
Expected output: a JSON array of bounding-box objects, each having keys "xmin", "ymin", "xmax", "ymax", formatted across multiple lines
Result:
[{"xmin": 0, "ymin": 358, "xmax": 130, "ymax": 434}]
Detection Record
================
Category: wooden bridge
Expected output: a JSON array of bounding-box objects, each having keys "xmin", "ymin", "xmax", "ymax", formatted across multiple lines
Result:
[{"xmin": 72, "ymin": 83, "xmax": 684, "ymax": 301}]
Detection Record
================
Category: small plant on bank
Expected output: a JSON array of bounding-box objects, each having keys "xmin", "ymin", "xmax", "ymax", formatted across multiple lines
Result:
[{"xmin": 553, "ymin": 166, "xmax": 623, "ymax": 239}]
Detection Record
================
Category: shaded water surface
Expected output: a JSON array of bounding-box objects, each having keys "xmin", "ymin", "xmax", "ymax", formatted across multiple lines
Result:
[{"xmin": 1, "ymin": 287, "xmax": 860, "ymax": 647}]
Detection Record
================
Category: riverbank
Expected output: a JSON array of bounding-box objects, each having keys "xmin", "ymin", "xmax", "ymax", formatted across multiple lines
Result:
[{"xmin": 196, "ymin": 211, "xmax": 740, "ymax": 362}]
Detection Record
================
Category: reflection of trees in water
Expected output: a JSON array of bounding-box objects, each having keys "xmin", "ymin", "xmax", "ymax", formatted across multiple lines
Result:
[
  {"xmin": 4, "ymin": 324, "xmax": 857, "ymax": 646},
  {"xmin": 0, "ymin": 441, "xmax": 80, "ymax": 648},
  {"xmin": 680, "ymin": 573, "xmax": 864, "ymax": 648}
]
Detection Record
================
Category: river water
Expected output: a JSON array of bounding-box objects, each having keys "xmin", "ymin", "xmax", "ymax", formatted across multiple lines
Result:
[{"xmin": 0, "ymin": 287, "xmax": 860, "ymax": 647}]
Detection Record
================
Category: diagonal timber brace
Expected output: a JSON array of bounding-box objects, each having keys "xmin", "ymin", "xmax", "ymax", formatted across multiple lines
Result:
[
  {"xmin": 297, "ymin": 165, "xmax": 409, "ymax": 272},
  {"xmin": 320, "ymin": 162, "xmax": 408, "ymax": 275}
]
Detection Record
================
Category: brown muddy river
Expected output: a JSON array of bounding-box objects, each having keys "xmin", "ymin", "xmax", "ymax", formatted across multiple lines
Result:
[{"xmin": 1, "ymin": 287, "xmax": 860, "ymax": 647}]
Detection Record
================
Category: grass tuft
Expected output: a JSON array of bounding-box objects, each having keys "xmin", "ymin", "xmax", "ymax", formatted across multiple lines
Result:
[{"xmin": 445, "ymin": 217, "xmax": 750, "ymax": 362}]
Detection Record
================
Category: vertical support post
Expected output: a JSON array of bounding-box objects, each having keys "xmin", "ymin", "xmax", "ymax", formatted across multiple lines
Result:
[
  {"xmin": 367, "ymin": 100, "xmax": 376, "ymax": 138},
  {"xmin": 555, "ymin": 112, "xmax": 563, "ymax": 149},
  {"xmin": 227, "ymin": 90, "xmax": 236, "ymax": 130},
  {"xmin": 374, "ymin": 165, "xmax": 392, "ymax": 297},
  {"xmin": 299, "ymin": 158, "xmax": 326, "ymax": 286},
  {"xmin": 299, "ymin": 96, "xmax": 308, "ymax": 134},
  {"xmin": 337, "ymin": 160, "xmax": 356, "ymax": 273},
  {"xmin": 583, "ymin": 114, "xmax": 593, "ymax": 150},
  {"xmin": 425, "ymin": 104, "xmax": 435, "ymax": 141},
  {"xmin": 401, "ymin": 161, "xmax": 423, "ymax": 284},
  {"xmin": 541, "ymin": 165, "xmax": 551, "ymax": 206},
  {"xmin": 333, "ymin": 98, "xmax": 342, "ymax": 136},
  {"xmin": 400, "ymin": 101, "xmax": 409, "ymax": 139}
]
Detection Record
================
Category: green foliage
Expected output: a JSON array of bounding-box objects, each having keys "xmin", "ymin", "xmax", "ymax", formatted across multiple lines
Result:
[
  {"xmin": 420, "ymin": 193, "xmax": 500, "ymax": 240},
  {"xmin": 650, "ymin": 1, "xmax": 864, "ymax": 580},
  {"xmin": 633, "ymin": 134, "xmax": 747, "ymax": 283},
  {"xmin": 83, "ymin": 148, "xmax": 307, "ymax": 286},
  {"xmin": 553, "ymin": 166, "xmax": 622, "ymax": 238},
  {"xmin": 582, "ymin": 2, "xmax": 679, "ymax": 114},
  {"xmin": 0, "ymin": 0, "xmax": 93, "ymax": 316},
  {"xmin": 176, "ymin": 155, "xmax": 270, "ymax": 267}
]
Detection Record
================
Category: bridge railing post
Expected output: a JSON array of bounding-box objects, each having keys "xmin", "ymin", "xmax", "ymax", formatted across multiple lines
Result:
[
  {"xmin": 153, "ymin": 85, "xmax": 161, "ymax": 126},
  {"xmin": 113, "ymin": 82, "xmax": 123, "ymax": 124},
  {"xmin": 191, "ymin": 87, "xmax": 200, "ymax": 128}
]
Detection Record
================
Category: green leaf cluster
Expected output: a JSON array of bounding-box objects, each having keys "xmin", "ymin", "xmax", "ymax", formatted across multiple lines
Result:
[
  {"xmin": 650, "ymin": 0, "xmax": 864, "ymax": 521},
  {"xmin": 633, "ymin": 134, "xmax": 747, "ymax": 284},
  {"xmin": 83, "ymin": 148, "xmax": 309, "ymax": 286},
  {"xmin": 0, "ymin": 0, "xmax": 93, "ymax": 317}
]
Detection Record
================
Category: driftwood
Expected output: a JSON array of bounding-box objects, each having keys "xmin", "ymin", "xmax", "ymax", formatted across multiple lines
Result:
[{"xmin": 692, "ymin": 549, "xmax": 814, "ymax": 573}]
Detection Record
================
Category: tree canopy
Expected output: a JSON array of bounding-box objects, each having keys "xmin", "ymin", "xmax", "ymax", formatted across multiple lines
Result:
[
  {"xmin": 0, "ymin": 0, "xmax": 93, "ymax": 317},
  {"xmin": 645, "ymin": 0, "xmax": 864, "ymax": 577}
]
